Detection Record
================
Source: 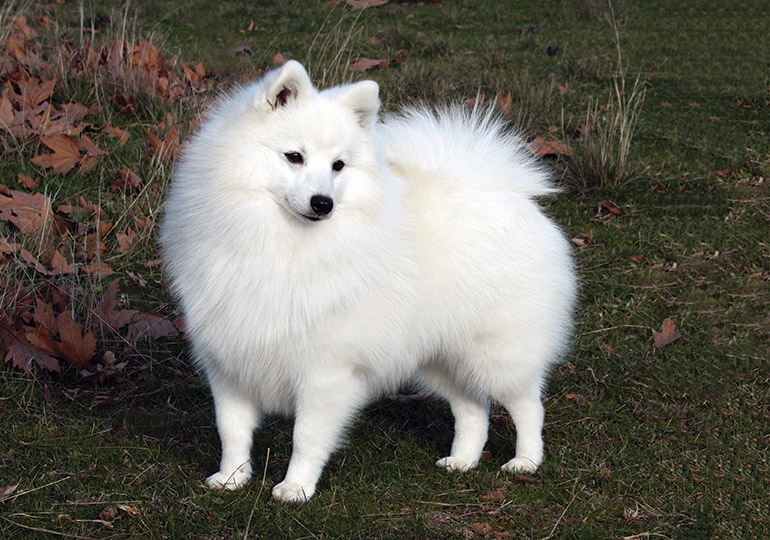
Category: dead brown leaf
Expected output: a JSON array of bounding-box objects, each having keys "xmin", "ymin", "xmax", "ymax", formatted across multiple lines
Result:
[
  {"xmin": 0, "ymin": 484, "xmax": 18, "ymax": 497},
  {"xmin": 91, "ymin": 279, "xmax": 137, "ymax": 338},
  {"xmin": 597, "ymin": 199, "xmax": 624, "ymax": 216},
  {"xmin": 111, "ymin": 170, "xmax": 143, "ymax": 193},
  {"xmin": 469, "ymin": 522, "xmax": 494, "ymax": 535},
  {"xmin": 6, "ymin": 337, "xmax": 61, "ymax": 373},
  {"xmin": 148, "ymin": 124, "xmax": 179, "ymax": 161},
  {"xmin": 30, "ymin": 135, "xmax": 82, "ymax": 173},
  {"xmin": 481, "ymin": 489, "xmax": 506, "ymax": 503},
  {"xmin": 526, "ymin": 136, "xmax": 574, "ymax": 158},
  {"xmin": 653, "ymin": 317, "xmax": 681, "ymax": 348},
  {"xmin": 104, "ymin": 125, "xmax": 130, "ymax": 146},
  {"xmin": 0, "ymin": 187, "xmax": 53, "ymax": 233},
  {"xmin": 349, "ymin": 57, "xmax": 390, "ymax": 72},
  {"xmin": 272, "ymin": 52, "xmax": 287, "ymax": 66},
  {"xmin": 55, "ymin": 310, "xmax": 97, "ymax": 368},
  {"xmin": 17, "ymin": 173, "xmax": 40, "ymax": 189},
  {"xmin": 127, "ymin": 313, "xmax": 179, "ymax": 341}
]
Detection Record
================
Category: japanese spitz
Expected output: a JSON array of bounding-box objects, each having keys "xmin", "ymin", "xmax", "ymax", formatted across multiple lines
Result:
[{"xmin": 160, "ymin": 61, "xmax": 577, "ymax": 502}]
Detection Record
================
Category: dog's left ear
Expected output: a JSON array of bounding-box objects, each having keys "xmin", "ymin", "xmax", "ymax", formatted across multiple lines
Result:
[
  {"xmin": 332, "ymin": 81, "xmax": 380, "ymax": 130},
  {"xmin": 258, "ymin": 60, "xmax": 314, "ymax": 111}
]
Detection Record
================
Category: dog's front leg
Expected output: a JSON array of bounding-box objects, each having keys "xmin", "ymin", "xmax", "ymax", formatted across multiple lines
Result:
[{"xmin": 272, "ymin": 370, "xmax": 366, "ymax": 503}]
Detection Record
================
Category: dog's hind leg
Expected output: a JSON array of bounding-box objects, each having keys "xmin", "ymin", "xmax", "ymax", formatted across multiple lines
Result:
[
  {"xmin": 500, "ymin": 386, "xmax": 545, "ymax": 474},
  {"xmin": 205, "ymin": 376, "xmax": 261, "ymax": 490}
]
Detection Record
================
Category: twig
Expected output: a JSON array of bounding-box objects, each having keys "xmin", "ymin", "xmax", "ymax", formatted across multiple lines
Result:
[
  {"xmin": 540, "ymin": 486, "xmax": 578, "ymax": 540},
  {"xmin": 0, "ymin": 476, "xmax": 72, "ymax": 504},
  {"xmin": 1, "ymin": 516, "xmax": 99, "ymax": 540}
]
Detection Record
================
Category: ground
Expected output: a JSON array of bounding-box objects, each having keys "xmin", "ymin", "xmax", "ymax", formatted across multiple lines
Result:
[{"xmin": 0, "ymin": 1, "xmax": 767, "ymax": 539}]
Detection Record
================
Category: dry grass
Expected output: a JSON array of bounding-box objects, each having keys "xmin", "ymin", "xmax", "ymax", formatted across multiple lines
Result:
[{"xmin": 564, "ymin": 11, "xmax": 646, "ymax": 190}]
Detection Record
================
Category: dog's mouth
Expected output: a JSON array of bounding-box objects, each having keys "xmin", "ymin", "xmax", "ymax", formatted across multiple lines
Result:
[{"xmin": 300, "ymin": 214, "xmax": 324, "ymax": 222}]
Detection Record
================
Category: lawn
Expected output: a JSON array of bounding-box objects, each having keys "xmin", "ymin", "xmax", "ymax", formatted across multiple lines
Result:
[{"xmin": 1, "ymin": 1, "xmax": 767, "ymax": 539}]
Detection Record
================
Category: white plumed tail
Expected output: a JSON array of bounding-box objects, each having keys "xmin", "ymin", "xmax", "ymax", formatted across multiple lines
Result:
[{"xmin": 379, "ymin": 104, "xmax": 558, "ymax": 199}]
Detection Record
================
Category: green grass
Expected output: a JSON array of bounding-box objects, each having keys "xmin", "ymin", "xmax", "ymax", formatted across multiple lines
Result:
[{"xmin": 1, "ymin": 1, "xmax": 768, "ymax": 539}]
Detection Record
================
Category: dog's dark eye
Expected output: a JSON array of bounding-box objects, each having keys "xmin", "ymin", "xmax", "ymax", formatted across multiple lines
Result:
[
  {"xmin": 332, "ymin": 160, "xmax": 345, "ymax": 172},
  {"xmin": 285, "ymin": 152, "xmax": 304, "ymax": 165}
]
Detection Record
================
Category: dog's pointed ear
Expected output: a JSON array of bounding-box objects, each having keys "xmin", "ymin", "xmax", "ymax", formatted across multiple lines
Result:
[
  {"xmin": 257, "ymin": 60, "xmax": 313, "ymax": 111},
  {"xmin": 333, "ymin": 80, "xmax": 380, "ymax": 129}
]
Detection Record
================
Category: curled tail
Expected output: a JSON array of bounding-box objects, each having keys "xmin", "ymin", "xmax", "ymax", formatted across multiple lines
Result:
[{"xmin": 379, "ymin": 104, "xmax": 558, "ymax": 198}]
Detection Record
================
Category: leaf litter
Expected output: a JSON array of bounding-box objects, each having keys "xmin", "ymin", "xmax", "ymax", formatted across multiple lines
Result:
[{"xmin": 1, "ymin": 14, "xmax": 192, "ymax": 399}]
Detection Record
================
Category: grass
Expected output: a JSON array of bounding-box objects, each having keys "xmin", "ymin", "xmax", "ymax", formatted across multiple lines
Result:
[{"xmin": 1, "ymin": 1, "xmax": 768, "ymax": 539}]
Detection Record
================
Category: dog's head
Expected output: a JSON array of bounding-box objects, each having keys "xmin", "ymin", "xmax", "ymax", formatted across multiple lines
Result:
[{"xmin": 251, "ymin": 61, "xmax": 381, "ymax": 223}]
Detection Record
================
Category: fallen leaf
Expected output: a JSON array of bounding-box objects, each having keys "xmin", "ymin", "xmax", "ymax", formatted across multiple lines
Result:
[
  {"xmin": 30, "ymin": 135, "xmax": 82, "ymax": 174},
  {"xmin": 55, "ymin": 310, "xmax": 97, "ymax": 368},
  {"xmin": 597, "ymin": 199, "xmax": 624, "ymax": 216},
  {"xmin": 50, "ymin": 250, "xmax": 76, "ymax": 275},
  {"xmin": 470, "ymin": 522, "xmax": 494, "ymax": 535},
  {"xmin": 100, "ymin": 506, "xmax": 119, "ymax": 521},
  {"xmin": 272, "ymin": 52, "xmax": 287, "ymax": 66},
  {"xmin": 14, "ymin": 77, "xmax": 56, "ymax": 109},
  {"xmin": 113, "ymin": 94, "xmax": 138, "ymax": 117},
  {"xmin": 104, "ymin": 125, "xmax": 130, "ymax": 146},
  {"xmin": 232, "ymin": 38, "xmax": 253, "ymax": 56},
  {"xmin": 0, "ymin": 484, "xmax": 18, "ymax": 497},
  {"xmin": 127, "ymin": 313, "xmax": 179, "ymax": 341},
  {"xmin": 6, "ymin": 339, "xmax": 61, "ymax": 373},
  {"xmin": 111, "ymin": 170, "xmax": 143, "ymax": 193},
  {"xmin": 481, "ymin": 489, "xmax": 506, "ymax": 503},
  {"xmin": 653, "ymin": 317, "xmax": 681, "ymax": 348},
  {"xmin": 82, "ymin": 260, "xmax": 114, "ymax": 277},
  {"xmin": 116, "ymin": 228, "xmax": 135, "ymax": 253},
  {"xmin": 117, "ymin": 503, "xmax": 141, "ymax": 517},
  {"xmin": 148, "ymin": 124, "xmax": 179, "ymax": 161},
  {"xmin": 0, "ymin": 187, "xmax": 53, "ymax": 233},
  {"xmin": 17, "ymin": 173, "xmax": 40, "ymax": 189},
  {"xmin": 514, "ymin": 474, "xmax": 538, "ymax": 484},
  {"xmin": 526, "ymin": 136, "xmax": 574, "ymax": 158},
  {"xmin": 349, "ymin": 57, "xmax": 390, "ymax": 72},
  {"xmin": 91, "ymin": 279, "xmax": 137, "ymax": 338},
  {"xmin": 77, "ymin": 134, "xmax": 108, "ymax": 172}
]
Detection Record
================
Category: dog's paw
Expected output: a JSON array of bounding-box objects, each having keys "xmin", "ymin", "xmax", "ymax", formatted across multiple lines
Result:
[
  {"xmin": 501, "ymin": 457, "xmax": 539, "ymax": 474},
  {"xmin": 272, "ymin": 481, "xmax": 314, "ymax": 503},
  {"xmin": 205, "ymin": 467, "xmax": 252, "ymax": 490},
  {"xmin": 436, "ymin": 456, "xmax": 478, "ymax": 472}
]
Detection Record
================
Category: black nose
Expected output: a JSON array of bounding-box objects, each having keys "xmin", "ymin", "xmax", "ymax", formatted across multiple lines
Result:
[{"xmin": 310, "ymin": 195, "xmax": 334, "ymax": 216}]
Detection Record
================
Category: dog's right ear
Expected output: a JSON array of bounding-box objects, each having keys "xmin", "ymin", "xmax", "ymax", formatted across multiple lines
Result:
[{"xmin": 256, "ymin": 60, "xmax": 313, "ymax": 111}]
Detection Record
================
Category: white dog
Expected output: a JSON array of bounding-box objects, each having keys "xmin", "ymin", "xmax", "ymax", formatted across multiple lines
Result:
[{"xmin": 160, "ymin": 61, "xmax": 577, "ymax": 503}]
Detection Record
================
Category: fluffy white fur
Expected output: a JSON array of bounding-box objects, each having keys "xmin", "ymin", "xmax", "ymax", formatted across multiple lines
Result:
[{"xmin": 160, "ymin": 60, "xmax": 577, "ymax": 503}]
